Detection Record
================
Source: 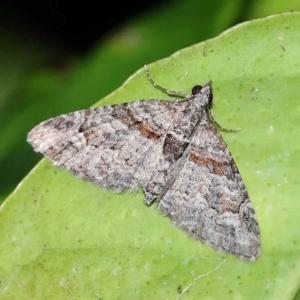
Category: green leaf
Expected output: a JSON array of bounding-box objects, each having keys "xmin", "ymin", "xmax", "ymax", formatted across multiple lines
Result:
[{"xmin": 1, "ymin": 12, "xmax": 300, "ymax": 299}]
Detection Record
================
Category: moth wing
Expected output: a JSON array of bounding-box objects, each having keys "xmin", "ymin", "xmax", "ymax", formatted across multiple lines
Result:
[
  {"xmin": 157, "ymin": 114, "xmax": 260, "ymax": 260},
  {"xmin": 27, "ymin": 100, "xmax": 179, "ymax": 198}
]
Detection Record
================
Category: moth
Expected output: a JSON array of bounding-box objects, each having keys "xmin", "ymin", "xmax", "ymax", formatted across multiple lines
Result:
[{"xmin": 28, "ymin": 65, "xmax": 260, "ymax": 261}]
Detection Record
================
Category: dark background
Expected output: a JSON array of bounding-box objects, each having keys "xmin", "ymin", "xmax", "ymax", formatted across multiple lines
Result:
[{"xmin": 0, "ymin": 0, "xmax": 169, "ymax": 53}]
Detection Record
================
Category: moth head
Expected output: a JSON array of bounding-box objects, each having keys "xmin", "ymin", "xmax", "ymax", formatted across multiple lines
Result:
[{"xmin": 191, "ymin": 80, "xmax": 213, "ymax": 105}]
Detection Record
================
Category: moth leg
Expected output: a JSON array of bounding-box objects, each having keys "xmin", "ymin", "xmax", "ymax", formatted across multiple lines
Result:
[
  {"xmin": 206, "ymin": 108, "xmax": 240, "ymax": 132},
  {"xmin": 144, "ymin": 65, "xmax": 188, "ymax": 98}
]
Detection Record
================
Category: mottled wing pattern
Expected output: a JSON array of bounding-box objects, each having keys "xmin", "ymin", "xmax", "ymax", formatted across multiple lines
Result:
[
  {"xmin": 28, "ymin": 74, "xmax": 260, "ymax": 260},
  {"xmin": 157, "ymin": 111, "xmax": 260, "ymax": 260},
  {"xmin": 28, "ymin": 100, "xmax": 183, "ymax": 203}
]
